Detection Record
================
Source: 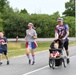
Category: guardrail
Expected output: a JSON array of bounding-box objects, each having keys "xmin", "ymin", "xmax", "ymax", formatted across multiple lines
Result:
[{"xmin": 7, "ymin": 37, "xmax": 76, "ymax": 42}]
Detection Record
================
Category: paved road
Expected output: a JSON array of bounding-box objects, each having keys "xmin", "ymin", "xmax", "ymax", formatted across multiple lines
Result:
[
  {"xmin": 23, "ymin": 56, "xmax": 76, "ymax": 75},
  {"xmin": 0, "ymin": 46, "xmax": 76, "ymax": 75}
]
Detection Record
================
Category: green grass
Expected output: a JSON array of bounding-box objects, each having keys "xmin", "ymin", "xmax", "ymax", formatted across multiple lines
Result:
[
  {"xmin": 69, "ymin": 41, "xmax": 76, "ymax": 46},
  {"xmin": 2, "ymin": 41, "xmax": 76, "ymax": 59}
]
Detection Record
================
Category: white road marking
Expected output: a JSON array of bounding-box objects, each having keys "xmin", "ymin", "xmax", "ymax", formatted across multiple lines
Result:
[
  {"xmin": 22, "ymin": 55, "xmax": 76, "ymax": 75},
  {"xmin": 22, "ymin": 65, "xmax": 49, "ymax": 75}
]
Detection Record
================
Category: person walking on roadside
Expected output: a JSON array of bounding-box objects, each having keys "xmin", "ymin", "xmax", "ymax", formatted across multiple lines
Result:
[
  {"xmin": 0, "ymin": 31, "xmax": 9, "ymax": 65},
  {"xmin": 55, "ymin": 17, "xmax": 70, "ymax": 64},
  {"xmin": 25, "ymin": 23, "xmax": 38, "ymax": 65}
]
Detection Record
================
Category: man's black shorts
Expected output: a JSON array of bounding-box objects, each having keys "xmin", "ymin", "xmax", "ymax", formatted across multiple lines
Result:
[
  {"xmin": 64, "ymin": 41, "xmax": 69, "ymax": 50},
  {"xmin": 58, "ymin": 40, "xmax": 69, "ymax": 50}
]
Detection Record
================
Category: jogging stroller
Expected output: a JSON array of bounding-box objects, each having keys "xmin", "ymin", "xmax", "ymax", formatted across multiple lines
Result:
[{"xmin": 49, "ymin": 39, "xmax": 67, "ymax": 69}]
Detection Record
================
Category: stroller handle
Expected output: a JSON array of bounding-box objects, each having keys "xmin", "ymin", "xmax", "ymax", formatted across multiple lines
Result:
[
  {"xmin": 54, "ymin": 39, "xmax": 65, "ymax": 44},
  {"xmin": 53, "ymin": 39, "xmax": 65, "ymax": 49}
]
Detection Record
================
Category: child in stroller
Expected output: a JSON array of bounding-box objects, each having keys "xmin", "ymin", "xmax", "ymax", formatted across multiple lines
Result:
[
  {"xmin": 49, "ymin": 39, "xmax": 66, "ymax": 69},
  {"xmin": 50, "ymin": 42, "xmax": 60, "ymax": 58}
]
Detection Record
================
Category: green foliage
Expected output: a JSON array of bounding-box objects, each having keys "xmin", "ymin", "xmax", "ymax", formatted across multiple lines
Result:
[
  {"xmin": 63, "ymin": 0, "xmax": 75, "ymax": 17},
  {"xmin": 0, "ymin": 12, "xmax": 3, "ymax": 31},
  {"xmin": 20, "ymin": 8, "xmax": 28, "ymax": 14},
  {"xmin": 63, "ymin": 16, "xmax": 75, "ymax": 37},
  {"xmin": 0, "ymin": 0, "xmax": 9, "ymax": 13},
  {"xmin": 2, "ymin": 10, "xmax": 75, "ymax": 38},
  {"xmin": 0, "ymin": 0, "xmax": 75, "ymax": 38},
  {"xmin": 3, "ymin": 11, "xmax": 30, "ymax": 38}
]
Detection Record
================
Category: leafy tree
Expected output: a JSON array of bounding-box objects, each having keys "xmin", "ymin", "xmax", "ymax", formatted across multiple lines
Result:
[
  {"xmin": 20, "ymin": 8, "xmax": 28, "ymax": 14},
  {"xmin": 0, "ymin": 12, "xmax": 3, "ymax": 31},
  {"xmin": 63, "ymin": 16, "xmax": 75, "ymax": 37},
  {"xmin": 0, "ymin": 0, "xmax": 9, "ymax": 13},
  {"xmin": 2, "ymin": 8, "xmax": 75, "ymax": 38},
  {"xmin": 3, "ymin": 11, "xmax": 30, "ymax": 38},
  {"xmin": 29, "ymin": 12, "xmax": 60, "ymax": 38},
  {"xmin": 63, "ymin": 0, "xmax": 75, "ymax": 17}
]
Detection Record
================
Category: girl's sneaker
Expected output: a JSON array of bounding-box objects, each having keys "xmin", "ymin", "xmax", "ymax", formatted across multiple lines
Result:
[
  {"xmin": 32, "ymin": 61, "xmax": 35, "ymax": 65},
  {"xmin": 29, "ymin": 60, "xmax": 31, "ymax": 64}
]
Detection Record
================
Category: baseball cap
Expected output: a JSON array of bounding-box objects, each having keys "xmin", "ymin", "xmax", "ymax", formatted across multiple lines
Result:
[
  {"xmin": 27, "ymin": 22, "xmax": 34, "ymax": 26},
  {"xmin": 57, "ymin": 17, "xmax": 63, "ymax": 22}
]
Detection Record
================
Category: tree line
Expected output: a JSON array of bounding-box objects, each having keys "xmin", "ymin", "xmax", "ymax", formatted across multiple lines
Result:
[{"xmin": 0, "ymin": 0, "xmax": 75, "ymax": 38}]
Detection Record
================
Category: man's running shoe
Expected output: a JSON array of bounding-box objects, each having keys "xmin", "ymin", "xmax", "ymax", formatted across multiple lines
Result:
[
  {"xmin": 7, "ymin": 60, "xmax": 9, "ymax": 65},
  {"xmin": 29, "ymin": 60, "xmax": 31, "ymax": 64},
  {"xmin": 67, "ymin": 58, "xmax": 70, "ymax": 64},
  {"xmin": 32, "ymin": 61, "xmax": 35, "ymax": 65},
  {"xmin": 0, "ymin": 62, "xmax": 2, "ymax": 65}
]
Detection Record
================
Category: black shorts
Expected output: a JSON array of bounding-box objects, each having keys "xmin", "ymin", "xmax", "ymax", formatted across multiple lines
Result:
[
  {"xmin": 64, "ymin": 41, "xmax": 69, "ymax": 50},
  {"xmin": 58, "ymin": 40, "xmax": 69, "ymax": 50},
  {"xmin": 0, "ymin": 49, "xmax": 7, "ymax": 55}
]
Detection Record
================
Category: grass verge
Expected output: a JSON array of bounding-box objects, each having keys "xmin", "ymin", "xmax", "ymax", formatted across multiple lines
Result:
[{"xmin": 2, "ymin": 41, "xmax": 76, "ymax": 59}]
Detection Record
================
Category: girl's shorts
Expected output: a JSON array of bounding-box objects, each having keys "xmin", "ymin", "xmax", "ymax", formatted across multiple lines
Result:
[{"xmin": 25, "ymin": 42, "xmax": 38, "ymax": 50}]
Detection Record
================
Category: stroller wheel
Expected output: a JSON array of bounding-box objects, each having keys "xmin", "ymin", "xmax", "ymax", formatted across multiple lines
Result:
[
  {"xmin": 63, "ymin": 56, "xmax": 67, "ymax": 67},
  {"xmin": 52, "ymin": 59, "xmax": 55, "ymax": 69},
  {"xmin": 49, "ymin": 58, "xmax": 55, "ymax": 69},
  {"xmin": 49, "ymin": 59, "xmax": 52, "ymax": 68}
]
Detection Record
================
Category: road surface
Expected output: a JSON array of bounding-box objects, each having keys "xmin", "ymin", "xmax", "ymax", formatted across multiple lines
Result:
[{"xmin": 0, "ymin": 46, "xmax": 76, "ymax": 75}]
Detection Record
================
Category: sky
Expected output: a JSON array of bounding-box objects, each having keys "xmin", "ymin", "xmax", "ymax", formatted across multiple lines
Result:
[{"xmin": 8, "ymin": 0, "xmax": 69, "ymax": 16}]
